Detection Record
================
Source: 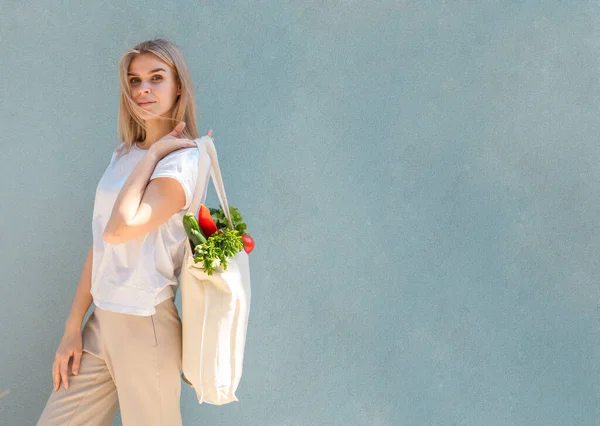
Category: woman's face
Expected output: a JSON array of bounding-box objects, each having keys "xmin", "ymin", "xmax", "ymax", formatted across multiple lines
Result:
[{"xmin": 127, "ymin": 53, "xmax": 181, "ymax": 120}]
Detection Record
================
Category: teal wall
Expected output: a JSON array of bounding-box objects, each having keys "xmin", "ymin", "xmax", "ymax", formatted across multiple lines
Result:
[{"xmin": 2, "ymin": 1, "xmax": 599, "ymax": 425}]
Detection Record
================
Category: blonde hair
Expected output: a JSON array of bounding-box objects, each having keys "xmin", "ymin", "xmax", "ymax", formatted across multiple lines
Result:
[{"xmin": 114, "ymin": 38, "xmax": 199, "ymax": 156}]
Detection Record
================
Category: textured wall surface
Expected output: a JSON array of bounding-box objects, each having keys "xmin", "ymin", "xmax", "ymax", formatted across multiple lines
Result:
[{"xmin": 2, "ymin": 1, "xmax": 600, "ymax": 425}]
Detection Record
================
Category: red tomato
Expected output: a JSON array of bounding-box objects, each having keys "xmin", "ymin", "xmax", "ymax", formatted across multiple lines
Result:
[{"xmin": 241, "ymin": 234, "xmax": 254, "ymax": 254}]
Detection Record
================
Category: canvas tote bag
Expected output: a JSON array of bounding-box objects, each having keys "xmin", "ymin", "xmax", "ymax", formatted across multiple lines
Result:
[{"xmin": 179, "ymin": 135, "xmax": 252, "ymax": 405}]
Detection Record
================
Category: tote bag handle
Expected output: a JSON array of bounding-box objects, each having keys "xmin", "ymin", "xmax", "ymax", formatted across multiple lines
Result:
[{"xmin": 187, "ymin": 136, "xmax": 234, "ymax": 230}]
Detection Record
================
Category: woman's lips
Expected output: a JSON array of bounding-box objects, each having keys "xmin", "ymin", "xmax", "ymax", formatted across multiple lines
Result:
[{"xmin": 138, "ymin": 102, "xmax": 155, "ymax": 108}]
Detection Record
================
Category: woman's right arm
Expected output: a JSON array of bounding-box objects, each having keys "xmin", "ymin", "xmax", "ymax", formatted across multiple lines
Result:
[
  {"xmin": 65, "ymin": 244, "xmax": 94, "ymax": 332},
  {"xmin": 52, "ymin": 244, "xmax": 94, "ymax": 391}
]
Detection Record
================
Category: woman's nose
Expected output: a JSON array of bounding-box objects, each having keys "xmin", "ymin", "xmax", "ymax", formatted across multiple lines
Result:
[{"xmin": 138, "ymin": 81, "xmax": 152, "ymax": 94}]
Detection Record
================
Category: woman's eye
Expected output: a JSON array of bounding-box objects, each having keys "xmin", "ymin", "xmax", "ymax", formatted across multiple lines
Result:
[{"xmin": 129, "ymin": 76, "xmax": 162, "ymax": 84}]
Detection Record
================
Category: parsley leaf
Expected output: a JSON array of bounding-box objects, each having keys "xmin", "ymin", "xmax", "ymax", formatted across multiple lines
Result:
[
  {"xmin": 209, "ymin": 205, "xmax": 248, "ymax": 236},
  {"xmin": 192, "ymin": 228, "xmax": 244, "ymax": 276}
]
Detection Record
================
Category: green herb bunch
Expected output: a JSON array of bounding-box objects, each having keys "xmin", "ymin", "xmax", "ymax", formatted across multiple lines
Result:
[
  {"xmin": 193, "ymin": 227, "xmax": 244, "ymax": 276},
  {"xmin": 210, "ymin": 205, "xmax": 249, "ymax": 236}
]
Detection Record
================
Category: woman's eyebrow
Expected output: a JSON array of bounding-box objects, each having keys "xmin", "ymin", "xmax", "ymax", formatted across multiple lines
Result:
[{"xmin": 127, "ymin": 68, "xmax": 166, "ymax": 76}]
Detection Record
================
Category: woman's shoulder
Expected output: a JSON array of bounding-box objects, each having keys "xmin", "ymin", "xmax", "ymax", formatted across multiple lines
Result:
[
  {"xmin": 111, "ymin": 141, "xmax": 136, "ymax": 160},
  {"xmin": 162, "ymin": 146, "xmax": 201, "ymax": 163},
  {"xmin": 155, "ymin": 146, "xmax": 203, "ymax": 176}
]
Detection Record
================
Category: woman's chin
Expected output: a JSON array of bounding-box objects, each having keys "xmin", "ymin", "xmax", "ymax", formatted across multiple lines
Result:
[
  {"xmin": 137, "ymin": 110, "xmax": 161, "ymax": 120},
  {"xmin": 134, "ymin": 106, "xmax": 173, "ymax": 122}
]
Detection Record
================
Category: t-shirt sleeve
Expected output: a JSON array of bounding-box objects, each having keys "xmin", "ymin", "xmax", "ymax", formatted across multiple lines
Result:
[{"xmin": 149, "ymin": 147, "xmax": 199, "ymax": 211}]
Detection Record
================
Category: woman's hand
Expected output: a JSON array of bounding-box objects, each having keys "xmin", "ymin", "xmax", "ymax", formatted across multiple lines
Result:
[
  {"xmin": 52, "ymin": 328, "xmax": 83, "ymax": 391},
  {"xmin": 148, "ymin": 122, "xmax": 197, "ymax": 161}
]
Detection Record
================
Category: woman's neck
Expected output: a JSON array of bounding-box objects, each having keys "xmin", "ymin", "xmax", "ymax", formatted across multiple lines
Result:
[{"xmin": 136, "ymin": 120, "xmax": 176, "ymax": 149}]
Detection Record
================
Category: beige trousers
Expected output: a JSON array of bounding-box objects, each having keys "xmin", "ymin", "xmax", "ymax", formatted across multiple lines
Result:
[{"xmin": 37, "ymin": 297, "xmax": 183, "ymax": 426}]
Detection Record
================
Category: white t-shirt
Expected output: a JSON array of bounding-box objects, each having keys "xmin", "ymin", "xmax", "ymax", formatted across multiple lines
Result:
[{"xmin": 90, "ymin": 142, "xmax": 207, "ymax": 316}]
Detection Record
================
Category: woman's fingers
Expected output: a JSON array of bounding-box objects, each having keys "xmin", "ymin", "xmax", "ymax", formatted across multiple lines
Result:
[
  {"xmin": 206, "ymin": 129, "xmax": 214, "ymax": 141},
  {"xmin": 72, "ymin": 351, "xmax": 82, "ymax": 376},
  {"xmin": 59, "ymin": 355, "xmax": 71, "ymax": 390},
  {"xmin": 52, "ymin": 359, "xmax": 60, "ymax": 391},
  {"xmin": 169, "ymin": 122, "xmax": 186, "ymax": 137}
]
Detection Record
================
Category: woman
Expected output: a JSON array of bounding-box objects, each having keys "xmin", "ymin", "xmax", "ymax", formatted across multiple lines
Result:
[{"xmin": 37, "ymin": 38, "xmax": 210, "ymax": 425}]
